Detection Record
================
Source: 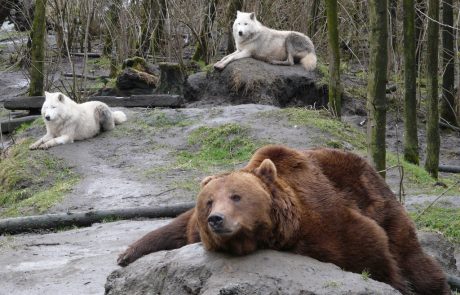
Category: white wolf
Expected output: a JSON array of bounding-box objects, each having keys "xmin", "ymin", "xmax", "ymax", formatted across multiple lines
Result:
[
  {"xmin": 214, "ymin": 11, "xmax": 317, "ymax": 71},
  {"xmin": 30, "ymin": 92, "xmax": 127, "ymax": 150}
]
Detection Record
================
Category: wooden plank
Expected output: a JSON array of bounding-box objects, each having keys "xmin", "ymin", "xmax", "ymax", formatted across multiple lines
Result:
[
  {"xmin": 0, "ymin": 202, "xmax": 195, "ymax": 234},
  {"xmin": 69, "ymin": 52, "xmax": 102, "ymax": 58},
  {"xmin": 0, "ymin": 115, "xmax": 40, "ymax": 134},
  {"xmin": 438, "ymin": 165, "xmax": 460, "ymax": 173},
  {"xmin": 4, "ymin": 94, "xmax": 184, "ymax": 111}
]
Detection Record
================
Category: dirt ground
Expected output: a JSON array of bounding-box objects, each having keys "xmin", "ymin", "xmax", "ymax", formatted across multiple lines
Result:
[{"xmin": 0, "ymin": 31, "xmax": 459, "ymax": 294}]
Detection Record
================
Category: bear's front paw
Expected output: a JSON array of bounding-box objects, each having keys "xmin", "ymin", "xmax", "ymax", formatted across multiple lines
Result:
[{"xmin": 117, "ymin": 248, "xmax": 137, "ymax": 267}]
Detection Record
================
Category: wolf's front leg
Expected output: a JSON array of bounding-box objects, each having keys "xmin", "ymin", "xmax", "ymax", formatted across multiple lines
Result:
[
  {"xmin": 214, "ymin": 50, "xmax": 251, "ymax": 70},
  {"xmin": 39, "ymin": 135, "xmax": 73, "ymax": 149},
  {"xmin": 29, "ymin": 133, "xmax": 53, "ymax": 150}
]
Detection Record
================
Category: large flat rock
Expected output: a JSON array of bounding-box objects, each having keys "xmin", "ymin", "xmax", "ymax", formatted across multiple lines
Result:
[{"xmin": 105, "ymin": 243, "xmax": 401, "ymax": 295}]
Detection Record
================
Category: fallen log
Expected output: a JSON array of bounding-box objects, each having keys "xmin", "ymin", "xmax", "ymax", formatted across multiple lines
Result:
[
  {"xmin": 62, "ymin": 73, "xmax": 110, "ymax": 80},
  {"xmin": 0, "ymin": 115, "xmax": 40, "ymax": 134},
  {"xmin": 69, "ymin": 52, "xmax": 102, "ymax": 58},
  {"xmin": 438, "ymin": 165, "xmax": 460, "ymax": 173},
  {"xmin": 4, "ymin": 94, "xmax": 184, "ymax": 111},
  {"xmin": 448, "ymin": 275, "xmax": 460, "ymax": 292},
  {"xmin": 0, "ymin": 202, "xmax": 195, "ymax": 234}
]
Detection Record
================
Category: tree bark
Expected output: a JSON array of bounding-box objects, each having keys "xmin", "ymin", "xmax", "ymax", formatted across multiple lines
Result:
[
  {"xmin": 192, "ymin": 0, "xmax": 218, "ymax": 64},
  {"xmin": 308, "ymin": 0, "xmax": 321, "ymax": 39},
  {"xmin": 403, "ymin": 0, "xmax": 419, "ymax": 164},
  {"xmin": 225, "ymin": 0, "xmax": 243, "ymax": 54},
  {"xmin": 28, "ymin": 0, "xmax": 47, "ymax": 96},
  {"xmin": 367, "ymin": 0, "xmax": 388, "ymax": 178},
  {"xmin": 415, "ymin": 0, "xmax": 426, "ymax": 69},
  {"xmin": 326, "ymin": 0, "xmax": 341, "ymax": 118},
  {"xmin": 440, "ymin": 0, "xmax": 458, "ymax": 127},
  {"xmin": 424, "ymin": 0, "xmax": 440, "ymax": 178}
]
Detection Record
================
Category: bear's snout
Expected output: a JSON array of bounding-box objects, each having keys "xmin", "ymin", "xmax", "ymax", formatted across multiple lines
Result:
[{"xmin": 208, "ymin": 213, "xmax": 225, "ymax": 231}]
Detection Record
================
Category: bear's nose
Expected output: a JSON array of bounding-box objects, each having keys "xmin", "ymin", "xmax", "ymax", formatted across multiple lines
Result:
[
  {"xmin": 45, "ymin": 115, "xmax": 51, "ymax": 121},
  {"xmin": 208, "ymin": 213, "xmax": 224, "ymax": 230},
  {"xmin": 238, "ymin": 31, "xmax": 243, "ymax": 36}
]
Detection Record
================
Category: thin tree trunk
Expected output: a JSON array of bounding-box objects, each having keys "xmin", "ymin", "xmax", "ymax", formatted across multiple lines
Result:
[
  {"xmin": 415, "ymin": 0, "xmax": 426, "ymax": 69},
  {"xmin": 403, "ymin": 0, "xmax": 419, "ymax": 164},
  {"xmin": 326, "ymin": 0, "xmax": 341, "ymax": 118},
  {"xmin": 424, "ymin": 0, "xmax": 440, "ymax": 178},
  {"xmin": 308, "ymin": 0, "xmax": 321, "ymax": 39},
  {"xmin": 225, "ymin": 0, "xmax": 243, "ymax": 54},
  {"xmin": 151, "ymin": 0, "xmax": 167, "ymax": 57},
  {"xmin": 192, "ymin": 0, "xmax": 218, "ymax": 64},
  {"xmin": 29, "ymin": 0, "xmax": 47, "ymax": 96},
  {"xmin": 367, "ymin": 0, "xmax": 388, "ymax": 178},
  {"xmin": 441, "ymin": 0, "xmax": 458, "ymax": 127}
]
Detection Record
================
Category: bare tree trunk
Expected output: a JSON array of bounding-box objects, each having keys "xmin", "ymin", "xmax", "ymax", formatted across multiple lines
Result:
[
  {"xmin": 326, "ymin": 0, "xmax": 341, "ymax": 118},
  {"xmin": 308, "ymin": 0, "xmax": 321, "ymax": 39},
  {"xmin": 403, "ymin": 0, "xmax": 419, "ymax": 164},
  {"xmin": 415, "ymin": 0, "xmax": 426, "ymax": 69},
  {"xmin": 225, "ymin": 0, "xmax": 243, "ymax": 54},
  {"xmin": 367, "ymin": 0, "xmax": 388, "ymax": 178},
  {"xmin": 151, "ymin": 0, "xmax": 167, "ymax": 57},
  {"xmin": 29, "ymin": 0, "xmax": 47, "ymax": 97},
  {"xmin": 192, "ymin": 0, "xmax": 218, "ymax": 64},
  {"xmin": 440, "ymin": 0, "xmax": 458, "ymax": 127},
  {"xmin": 424, "ymin": 0, "xmax": 440, "ymax": 178}
]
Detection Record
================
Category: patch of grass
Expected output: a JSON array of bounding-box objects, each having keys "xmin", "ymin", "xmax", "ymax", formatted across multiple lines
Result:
[
  {"xmin": 0, "ymin": 139, "xmax": 79, "ymax": 217},
  {"xmin": 275, "ymin": 108, "xmax": 366, "ymax": 149},
  {"xmin": 177, "ymin": 123, "xmax": 259, "ymax": 171},
  {"xmin": 361, "ymin": 269, "xmax": 371, "ymax": 281},
  {"xmin": 411, "ymin": 207, "xmax": 460, "ymax": 243},
  {"xmin": 172, "ymin": 179, "xmax": 200, "ymax": 194}
]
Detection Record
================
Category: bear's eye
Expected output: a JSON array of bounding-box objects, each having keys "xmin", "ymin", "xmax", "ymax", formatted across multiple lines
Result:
[
  {"xmin": 230, "ymin": 194, "xmax": 241, "ymax": 202},
  {"xmin": 206, "ymin": 199, "xmax": 213, "ymax": 208}
]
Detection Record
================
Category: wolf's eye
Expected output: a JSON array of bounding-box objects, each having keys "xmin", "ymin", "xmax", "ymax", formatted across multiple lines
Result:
[
  {"xmin": 230, "ymin": 194, "xmax": 241, "ymax": 202},
  {"xmin": 244, "ymin": 23, "xmax": 248, "ymax": 25}
]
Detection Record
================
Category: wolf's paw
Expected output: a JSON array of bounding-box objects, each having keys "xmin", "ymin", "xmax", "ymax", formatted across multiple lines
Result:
[
  {"xmin": 213, "ymin": 62, "xmax": 225, "ymax": 71},
  {"xmin": 29, "ymin": 142, "xmax": 42, "ymax": 150},
  {"xmin": 117, "ymin": 248, "xmax": 138, "ymax": 267}
]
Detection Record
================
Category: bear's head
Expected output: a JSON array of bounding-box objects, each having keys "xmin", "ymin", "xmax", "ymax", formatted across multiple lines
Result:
[{"xmin": 196, "ymin": 159, "xmax": 298, "ymax": 255}]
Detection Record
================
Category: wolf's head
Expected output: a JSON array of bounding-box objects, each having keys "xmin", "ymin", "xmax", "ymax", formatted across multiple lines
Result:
[
  {"xmin": 42, "ymin": 91, "xmax": 70, "ymax": 123},
  {"xmin": 233, "ymin": 11, "xmax": 259, "ymax": 41}
]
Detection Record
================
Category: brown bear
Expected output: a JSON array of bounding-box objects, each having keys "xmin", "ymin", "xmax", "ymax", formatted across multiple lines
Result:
[{"xmin": 118, "ymin": 145, "xmax": 450, "ymax": 295}]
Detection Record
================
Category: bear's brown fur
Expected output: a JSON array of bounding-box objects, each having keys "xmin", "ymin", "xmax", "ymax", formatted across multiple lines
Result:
[{"xmin": 118, "ymin": 145, "xmax": 450, "ymax": 295}]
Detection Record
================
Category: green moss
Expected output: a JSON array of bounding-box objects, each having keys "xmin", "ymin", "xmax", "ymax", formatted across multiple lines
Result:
[
  {"xmin": 0, "ymin": 139, "xmax": 79, "ymax": 217},
  {"xmin": 411, "ymin": 207, "xmax": 460, "ymax": 243},
  {"xmin": 177, "ymin": 123, "xmax": 259, "ymax": 171}
]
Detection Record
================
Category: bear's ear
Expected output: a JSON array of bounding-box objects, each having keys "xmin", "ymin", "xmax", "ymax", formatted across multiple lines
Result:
[
  {"xmin": 250, "ymin": 12, "xmax": 255, "ymax": 20},
  {"xmin": 57, "ymin": 93, "xmax": 65, "ymax": 102},
  {"xmin": 254, "ymin": 159, "xmax": 277, "ymax": 182},
  {"xmin": 200, "ymin": 175, "xmax": 216, "ymax": 188}
]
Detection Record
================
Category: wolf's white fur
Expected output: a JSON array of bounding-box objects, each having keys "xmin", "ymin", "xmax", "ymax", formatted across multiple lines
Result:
[
  {"xmin": 214, "ymin": 11, "xmax": 317, "ymax": 71},
  {"xmin": 30, "ymin": 92, "xmax": 127, "ymax": 150}
]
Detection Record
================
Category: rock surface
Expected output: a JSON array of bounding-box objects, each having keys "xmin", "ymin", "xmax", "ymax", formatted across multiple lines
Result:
[
  {"xmin": 418, "ymin": 231, "xmax": 460, "ymax": 277},
  {"xmin": 105, "ymin": 243, "xmax": 401, "ymax": 295},
  {"xmin": 184, "ymin": 58, "xmax": 327, "ymax": 107}
]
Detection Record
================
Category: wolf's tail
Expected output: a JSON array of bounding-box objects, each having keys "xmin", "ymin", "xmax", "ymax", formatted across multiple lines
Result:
[
  {"xmin": 113, "ymin": 111, "xmax": 127, "ymax": 125},
  {"xmin": 300, "ymin": 52, "xmax": 317, "ymax": 71}
]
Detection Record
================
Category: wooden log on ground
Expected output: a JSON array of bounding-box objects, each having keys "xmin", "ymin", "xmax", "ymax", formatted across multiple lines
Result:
[
  {"xmin": 0, "ymin": 115, "xmax": 40, "ymax": 134},
  {"xmin": 63, "ymin": 73, "xmax": 110, "ymax": 80},
  {"xmin": 69, "ymin": 52, "xmax": 102, "ymax": 58},
  {"xmin": 4, "ymin": 94, "xmax": 184, "ymax": 111},
  {"xmin": 4, "ymin": 96, "xmax": 44, "ymax": 111},
  {"xmin": 0, "ymin": 202, "xmax": 195, "ymax": 234},
  {"xmin": 438, "ymin": 165, "xmax": 460, "ymax": 173}
]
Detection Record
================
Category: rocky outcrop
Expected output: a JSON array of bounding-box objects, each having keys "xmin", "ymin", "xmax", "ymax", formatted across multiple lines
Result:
[
  {"xmin": 105, "ymin": 243, "xmax": 400, "ymax": 295},
  {"xmin": 184, "ymin": 58, "xmax": 327, "ymax": 108}
]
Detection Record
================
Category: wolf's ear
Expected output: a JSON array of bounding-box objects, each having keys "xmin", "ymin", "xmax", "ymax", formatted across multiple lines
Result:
[
  {"xmin": 254, "ymin": 159, "xmax": 277, "ymax": 182},
  {"xmin": 57, "ymin": 93, "xmax": 65, "ymax": 102},
  {"xmin": 250, "ymin": 12, "xmax": 255, "ymax": 20}
]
